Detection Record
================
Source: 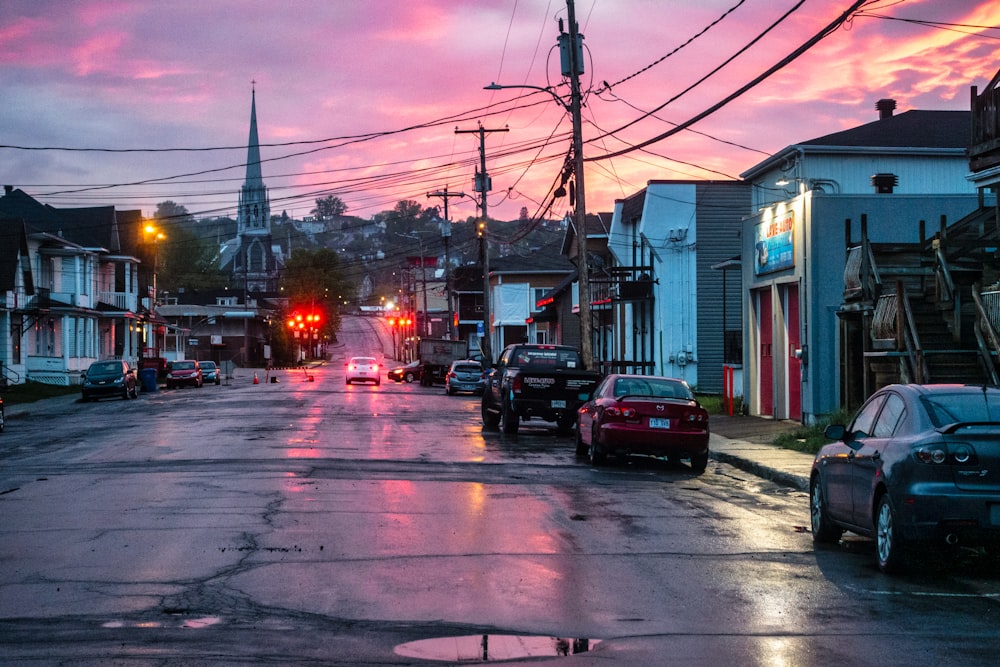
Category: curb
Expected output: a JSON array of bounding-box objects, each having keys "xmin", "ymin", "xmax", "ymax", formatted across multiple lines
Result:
[{"xmin": 711, "ymin": 449, "xmax": 809, "ymax": 491}]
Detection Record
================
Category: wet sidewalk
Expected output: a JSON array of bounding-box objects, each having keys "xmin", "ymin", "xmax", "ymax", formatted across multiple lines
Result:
[{"xmin": 709, "ymin": 414, "xmax": 813, "ymax": 491}]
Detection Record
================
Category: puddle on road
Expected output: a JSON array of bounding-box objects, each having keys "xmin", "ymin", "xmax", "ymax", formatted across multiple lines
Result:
[{"xmin": 395, "ymin": 635, "xmax": 600, "ymax": 662}]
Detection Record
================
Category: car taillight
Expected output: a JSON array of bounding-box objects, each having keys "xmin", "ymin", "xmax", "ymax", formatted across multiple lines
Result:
[
  {"xmin": 348, "ymin": 365, "xmax": 356, "ymax": 371},
  {"xmin": 447, "ymin": 372, "xmax": 457, "ymax": 379},
  {"xmin": 915, "ymin": 443, "xmax": 977, "ymax": 465},
  {"xmin": 512, "ymin": 375, "xmax": 523, "ymax": 393},
  {"xmin": 604, "ymin": 406, "xmax": 637, "ymax": 419},
  {"xmin": 683, "ymin": 409, "xmax": 708, "ymax": 424}
]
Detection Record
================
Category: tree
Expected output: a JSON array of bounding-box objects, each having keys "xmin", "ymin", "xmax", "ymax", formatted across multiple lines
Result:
[
  {"xmin": 150, "ymin": 201, "xmax": 227, "ymax": 294},
  {"xmin": 311, "ymin": 195, "xmax": 348, "ymax": 220},
  {"xmin": 282, "ymin": 247, "xmax": 352, "ymax": 337}
]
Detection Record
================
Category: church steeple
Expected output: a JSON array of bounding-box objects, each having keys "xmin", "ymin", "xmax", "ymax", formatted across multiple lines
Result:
[
  {"xmin": 232, "ymin": 85, "xmax": 277, "ymax": 293},
  {"xmin": 245, "ymin": 87, "xmax": 264, "ymax": 189}
]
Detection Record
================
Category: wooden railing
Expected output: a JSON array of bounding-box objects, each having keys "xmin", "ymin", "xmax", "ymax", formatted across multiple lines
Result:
[
  {"xmin": 871, "ymin": 281, "xmax": 927, "ymax": 383},
  {"xmin": 932, "ymin": 242, "xmax": 962, "ymax": 343},
  {"xmin": 974, "ymin": 286, "xmax": 1000, "ymax": 385}
]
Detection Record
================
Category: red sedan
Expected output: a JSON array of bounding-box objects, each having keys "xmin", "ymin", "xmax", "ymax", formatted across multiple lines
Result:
[{"xmin": 576, "ymin": 374, "xmax": 709, "ymax": 472}]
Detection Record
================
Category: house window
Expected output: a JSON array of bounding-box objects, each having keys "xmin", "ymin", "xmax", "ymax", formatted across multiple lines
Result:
[{"xmin": 532, "ymin": 288, "xmax": 548, "ymax": 313}]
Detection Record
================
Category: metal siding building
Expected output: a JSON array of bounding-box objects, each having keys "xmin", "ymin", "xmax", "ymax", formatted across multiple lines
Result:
[{"xmin": 695, "ymin": 182, "xmax": 750, "ymax": 393}]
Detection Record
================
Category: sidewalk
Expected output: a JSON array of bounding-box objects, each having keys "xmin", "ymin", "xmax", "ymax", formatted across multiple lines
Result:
[
  {"xmin": 710, "ymin": 414, "xmax": 813, "ymax": 491},
  {"xmin": 3, "ymin": 391, "xmax": 816, "ymax": 491}
]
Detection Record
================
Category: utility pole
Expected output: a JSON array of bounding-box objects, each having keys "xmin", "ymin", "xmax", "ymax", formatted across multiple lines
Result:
[
  {"xmin": 565, "ymin": 0, "xmax": 593, "ymax": 370},
  {"xmin": 455, "ymin": 123, "xmax": 508, "ymax": 365},
  {"xmin": 427, "ymin": 187, "xmax": 467, "ymax": 339}
]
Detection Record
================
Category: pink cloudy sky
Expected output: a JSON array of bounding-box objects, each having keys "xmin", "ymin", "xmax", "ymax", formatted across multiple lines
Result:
[{"xmin": 1, "ymin": 0, "xmax": 998, "ymax": 224}]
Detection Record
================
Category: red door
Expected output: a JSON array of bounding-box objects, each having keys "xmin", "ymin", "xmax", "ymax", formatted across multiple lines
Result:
[
  {"xmin": 786, "ymin": 284, "xmax": 802, "ymax": 421},
  {"xmin": 757, "ymin": 288, "xmax": 773, "ymax": 416}
]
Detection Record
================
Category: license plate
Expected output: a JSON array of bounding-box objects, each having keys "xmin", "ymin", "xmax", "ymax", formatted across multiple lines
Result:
[
  {"xmin": 991, "ymin": 504, "xmax": 1000, "ymax": 526},
  {"xmin": 551, "ymin": 400, "xmax": 566, "ymax": 408},
  {"xmin": 649, "ymin": 417, "xmax": 671, "ymax": 429}
]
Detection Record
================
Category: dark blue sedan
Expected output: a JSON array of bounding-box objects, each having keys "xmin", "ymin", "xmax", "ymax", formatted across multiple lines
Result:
[{"xmin": 811, "ymin": 384, "xmax": 1000, "ymax": 573}]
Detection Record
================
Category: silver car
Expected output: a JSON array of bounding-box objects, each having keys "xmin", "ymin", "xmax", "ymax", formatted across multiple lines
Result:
[
  {"xmin": 444, "ymin": 360, "xmax": 485, "ymax": 396},
  {"xmin": 346, "ymin": 356, "xmax": 381, "ymax": 385}
]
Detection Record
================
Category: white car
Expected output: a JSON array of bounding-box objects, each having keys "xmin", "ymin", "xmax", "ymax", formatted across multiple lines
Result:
[{"xmin": 346, "ymin": 357, "xmax": 381, "ymax": 385}]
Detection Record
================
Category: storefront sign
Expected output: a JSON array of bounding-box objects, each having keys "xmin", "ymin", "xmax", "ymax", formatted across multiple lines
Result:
[{"xmin": 754, "ymin": 211, "xmax": 794, "ymax": 275}]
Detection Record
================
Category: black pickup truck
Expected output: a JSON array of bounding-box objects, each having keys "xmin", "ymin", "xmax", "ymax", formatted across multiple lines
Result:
[{"xmin": 481, "ymin": 344, "xmax": 602, "ymax": 435}]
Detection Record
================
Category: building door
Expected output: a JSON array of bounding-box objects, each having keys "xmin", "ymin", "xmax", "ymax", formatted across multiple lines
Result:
[
  {"xmin": 756, "ymin": 287, "xmax": 774, "ymax": 416},
  {"xmin": 785, "ymin": 284, "xmax": 802, "ymax": 421}
]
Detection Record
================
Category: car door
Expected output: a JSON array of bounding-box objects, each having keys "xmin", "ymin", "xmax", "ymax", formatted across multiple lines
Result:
[
  {"xmin": 850, "ymin": 391, "xmax": 906, "ymax": 528},
  {"xmin": 825, "ymin": 394, "xmax": 886, "ymax": 524}
]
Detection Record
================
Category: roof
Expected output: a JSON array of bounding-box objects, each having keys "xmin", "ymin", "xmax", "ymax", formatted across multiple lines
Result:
[
  {"xmin": 0, "ymin": 188, "xmax": 141, "ymax": 253},
  {"xmin": 800, "ymin": 110, "xmax": 969, "ymax": 149},
  {"xmin": 741, "ymin": 109, "xmax": 970, "ymax": 180},
  {"xmin": 0, "ymin": 218, "xmax": 29, "ymax": 291}
]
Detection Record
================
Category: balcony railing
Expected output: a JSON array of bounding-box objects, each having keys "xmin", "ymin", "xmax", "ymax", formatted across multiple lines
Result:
[{"xmin": 99, "ymin": 291, "xmax": 138, "ymax": 311}]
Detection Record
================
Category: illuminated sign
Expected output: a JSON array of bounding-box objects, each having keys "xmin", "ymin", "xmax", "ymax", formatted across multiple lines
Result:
[{"xmin": 754, "ymin": 211, "xmax": 794, "ymax": 275}]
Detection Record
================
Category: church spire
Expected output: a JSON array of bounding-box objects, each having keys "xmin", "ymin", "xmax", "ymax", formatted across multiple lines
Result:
[{"xmin": 245, "ymin": 85, "xmax": 264, "ymax": 188}]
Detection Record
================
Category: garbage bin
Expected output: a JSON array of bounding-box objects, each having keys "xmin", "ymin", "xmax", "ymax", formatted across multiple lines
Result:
[{"xmin": 139, "ymin": 368, "xmax": 159, "ymax": 393}]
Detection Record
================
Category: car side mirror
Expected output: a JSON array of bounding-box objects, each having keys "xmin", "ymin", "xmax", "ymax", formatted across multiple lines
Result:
[{"xmin": 824, "ymin": 424, "xmax": 850, "ymax": 442}]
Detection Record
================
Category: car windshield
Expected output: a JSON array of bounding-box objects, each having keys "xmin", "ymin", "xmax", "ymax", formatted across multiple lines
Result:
[
  {"xmin": 88, "ymin": 362, "xmax": 121, "ymax": 377},
  {"xmin": 353, "ymin": 358, "xmax": 376, "ymax": 365},
  {"xmin": 612, "ymin": 377, "xmax": 692, "ymax": 400},
  {"xmin": 922, "ymin": 391, "xmax": 1000, "ymax": 426},
  {"xmin": 454, "ymin": 364, "xmax": 481, "ymax": 373},
  {"xmin": 510, "ymin": 348, "xmax": 580, "ymax": 369},
  {"xmin": 200, "ymin": 362, "xmax": 217, "ymax": 370},
  {"xmin": 172, "ymin": 361, "xmax": 196, "ymax": 370}
]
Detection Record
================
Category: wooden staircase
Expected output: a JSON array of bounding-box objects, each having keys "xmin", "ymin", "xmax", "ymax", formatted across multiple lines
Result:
[{"xmin": 863, "ymin": 207, "xmax": 999, "ymax": 390}]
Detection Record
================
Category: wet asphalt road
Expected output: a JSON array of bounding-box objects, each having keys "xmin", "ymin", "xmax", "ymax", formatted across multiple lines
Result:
[{"xmin": 2, "ymin": 318, "xmax": 1000, "ymax": 665}]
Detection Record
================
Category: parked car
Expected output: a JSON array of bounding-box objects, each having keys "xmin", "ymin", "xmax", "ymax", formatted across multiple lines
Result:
[
  {"xmin": 165, "ymin": 360, "xmax": 203, "ymax": 389},
  {"xmin": 81, "ymin": 359, "xmax": 139, "ymax": 401},
  {"xmin": 346, "ymin": 357, "xmax": 381, "ymax": 385},
  {"xmin": 200, "ymin": 360, "xmax": 222, "ymax": 385},
  {"xmin": 812, "ymin": 384, "xmax": 1000, "ymax": 573},
  {"xmin": 388, "ymin": 360, "xmax": 422, "ymax": 383},
  {"xmin": 575, "ymin": 374, "xmax": 709, "ymax": 472},
  {"xmin": 445, "ymin": 360, "xmax": 485, "ymax": 395}
]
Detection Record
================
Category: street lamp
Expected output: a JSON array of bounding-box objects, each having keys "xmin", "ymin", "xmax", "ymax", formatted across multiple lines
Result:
[
  {"xmin": 143, "ymin": 223, "xmax": 165, "ymax": 310},
  {"xmin": 484, "ymin": 48, "xmax": 593, "ymax": 369}
]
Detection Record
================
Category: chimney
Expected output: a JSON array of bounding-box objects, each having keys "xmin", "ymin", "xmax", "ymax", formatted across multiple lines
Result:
[
  {"xmin": 876, "ymin": 98, "xmax": 896, "ymax": 120},
  {"xmin": 3, "ymin": 185, "xmax": 12, "ymax": 195}
]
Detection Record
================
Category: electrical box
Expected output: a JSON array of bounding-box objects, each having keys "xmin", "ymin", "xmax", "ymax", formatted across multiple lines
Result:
[{"xmin": 558, "ymin": 31, "xmax": 584, "ymax": 77}]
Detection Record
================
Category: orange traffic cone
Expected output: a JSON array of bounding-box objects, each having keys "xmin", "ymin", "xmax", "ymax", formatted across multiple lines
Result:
[{"xmin": 253, "ymin": 372, "xmax": 259, "ymax": 384}]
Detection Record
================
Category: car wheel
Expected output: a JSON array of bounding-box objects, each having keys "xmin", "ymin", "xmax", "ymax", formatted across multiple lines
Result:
[
  {"xmin": 876, "ymin": 494, "xmax": 907, "ymax": 574},
  {"xmin": 346, "ymin": 378, "xmax": 352, "ymax": 385},
  {"xmin": 405, "ymin": 372, "xmax": 415, "ymax": 383},
  {"xmin": 588, "ymin": 429, "xmax": 607, "ymax": 466},
  {"xmin": 574, "ymin": 425, "xmax": 587, "ymax": 457},
  {"xmin": 122, "ymin": 387, "xmax": 130, "ymax": 400},
  {"xmin": 810, "ymin": 478, "xmax": 843, "ymax": 543},
  {"xmin": 690, "ymin": 450, "xmax": 709, "ymax": 474},
  {"xmin": 501, "ymin": 400, "xmax": 519, "ymax": 434},
  {"xmin": 376, "ymin": 379, "xmax": 381, "ymax": 386},
  {"xmin": 481, "ymin": 396, "xmax": 500, "ymax": 429},
  {"xmin": 446, "ymin": 386, "xmax": 455, "ymax": 396},
  {"xmin": 556, "ymin": 414, "xmax": 575, "ymax": 436}
]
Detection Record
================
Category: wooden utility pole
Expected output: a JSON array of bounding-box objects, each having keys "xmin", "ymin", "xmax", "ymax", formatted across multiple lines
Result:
[
  {"xmin": 566, "ymin": 0, "xmax": 593, "ymax": 370},
  {"xmin": 427, "ymin": 187, "xmax": 467, "ymax": 339},
  {"xmin": 455, "ymin": 123, "xmax": 508, "ymax": 365}
]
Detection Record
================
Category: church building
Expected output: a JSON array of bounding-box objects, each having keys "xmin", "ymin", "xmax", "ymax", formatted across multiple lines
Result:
[{"xmin": 221, "ymin": 88, "xmax": 280, "ymax": 293}]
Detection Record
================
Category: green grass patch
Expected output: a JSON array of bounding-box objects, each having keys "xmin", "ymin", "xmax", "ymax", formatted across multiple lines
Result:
[
  {"xmin": 771, "ymin": 409, "xmax": 854, "ymax": 455},
  {"xmin": 1, "ymin": 381, "xmax": 79, "ymax": 405}
]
